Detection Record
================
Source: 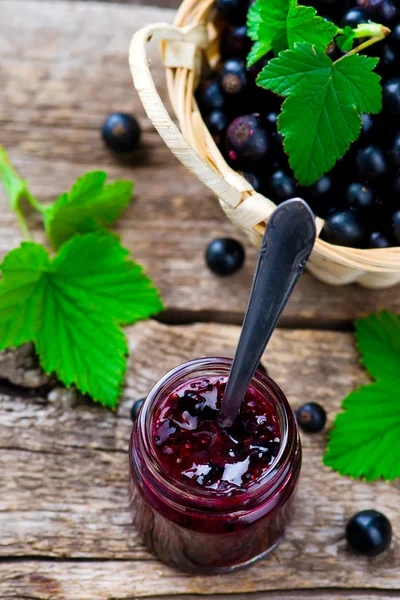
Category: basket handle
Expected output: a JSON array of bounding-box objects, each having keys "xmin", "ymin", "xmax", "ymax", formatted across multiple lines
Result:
[{"xmin": 129, "ymin": 23, "xmax": 243, "ymax": 209}]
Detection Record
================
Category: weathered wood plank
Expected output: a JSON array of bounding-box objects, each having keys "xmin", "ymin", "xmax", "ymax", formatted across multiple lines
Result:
[
  {"xmin": 125, "ymin": 593, "xmax": 400, "ymax": 600},
  {"xmin": 1, "ymin": 561, "xmax": 400, "ymax": 600},
  {"xmin": 1, "ymin": 0, "xmax": 400, "ymax": 327},
  {"xmin": 35, "ymin": 0, "xmax": 183, "ymax": 8},
  {"xmin": 1, "ymin": 321, "xmax": 399, "ymax": 598}
]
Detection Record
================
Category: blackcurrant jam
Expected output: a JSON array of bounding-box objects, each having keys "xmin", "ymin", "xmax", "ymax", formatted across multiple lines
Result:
[{"xmin": 129, "ymin": 358, "xmax": 301, "ymax": 573}]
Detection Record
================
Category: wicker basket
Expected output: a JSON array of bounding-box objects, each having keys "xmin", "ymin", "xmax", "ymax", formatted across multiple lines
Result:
[{"xmin": 129, "ymin": 0, "xmax": 400, "ymax": 288}]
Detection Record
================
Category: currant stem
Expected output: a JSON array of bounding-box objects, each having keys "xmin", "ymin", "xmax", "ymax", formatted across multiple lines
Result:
[
  {"xmin": 25, "ymin": 191, "xmax": 50, "ymax": 216},
  {"xmin": 337, "ymin": 22, "xmax": 390, "ymax": 40},
  {"xmin": 15, "ymin": 206, "xmax": 32, "ymax": 241},
  {"xmin": 335, "ymin": 26, "xmax": 390, "ymax": 63},
  {"xmin": 353, "ymin": 23, "xmax": 391, "ymax": 39}
]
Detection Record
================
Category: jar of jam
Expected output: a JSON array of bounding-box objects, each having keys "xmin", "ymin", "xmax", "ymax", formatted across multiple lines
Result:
[{"xmin": 129, "ymin": 357, "xmax": 301, "ymax": 573}]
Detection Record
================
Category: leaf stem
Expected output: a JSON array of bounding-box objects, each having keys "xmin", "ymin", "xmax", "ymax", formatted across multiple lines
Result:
[
  {"xmin": 25, "ymin": 191, "xmax": 50, "ymax": 216},
  {"xmin": 15, "ymin": 206, "xmax": 32, "ymax": 241},
  {"xmin": 335, "ymin": 26, "xmax": 390, "ymax": 63}
]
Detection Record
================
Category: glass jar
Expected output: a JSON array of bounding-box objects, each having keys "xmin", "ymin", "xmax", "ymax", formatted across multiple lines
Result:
[{"xmin": 128, "ymin": 357, "xmax": 301, "ymax": 573}]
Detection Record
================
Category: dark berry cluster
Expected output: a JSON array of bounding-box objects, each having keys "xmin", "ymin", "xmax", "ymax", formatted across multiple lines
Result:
[{"xmin": 196, "ymin": 0, "xmax": 400, "ymax": 249}]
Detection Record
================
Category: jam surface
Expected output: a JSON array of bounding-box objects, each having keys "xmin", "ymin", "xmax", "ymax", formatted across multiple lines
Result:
[{"xmin": 152, "ymin": 376, "xmax": 281, "ymax": 493}]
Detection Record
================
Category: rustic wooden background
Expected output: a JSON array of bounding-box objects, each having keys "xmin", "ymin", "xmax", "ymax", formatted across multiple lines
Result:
[{"xmin": 1, "ymin": 1, "xmax": 399, "ymax": 599}]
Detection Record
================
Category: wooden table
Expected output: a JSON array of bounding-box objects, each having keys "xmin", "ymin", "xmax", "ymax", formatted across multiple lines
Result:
[{"xmin": 0, "ymin": 1, "xmax": 399, "ymax": 598}]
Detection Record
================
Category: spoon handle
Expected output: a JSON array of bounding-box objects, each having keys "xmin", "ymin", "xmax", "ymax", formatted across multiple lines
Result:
[{"xmin": 218, "ymin": 198, "xmax": 316, "ymax": 429}]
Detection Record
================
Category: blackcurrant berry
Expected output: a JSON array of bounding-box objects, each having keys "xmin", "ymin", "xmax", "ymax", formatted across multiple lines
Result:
[
  {"xmin": 388, "ymin": 132, "xmax": 400, "ymax": 167},
  {"xmin": 346, "ymin": 510, "xmax": 392, "ymax": 556},
  {"xmin": 220, "ymin": 59, "xmax": 248, "ymax": 96},
  {"xmin": 360, "ymin": 113, "xmax": 374, "ymax": 139},
  {"xmin": 101, "ymin": 113, "xmax": 141, "ymax": 153},
  {"xmin": 391, "ymin": 210, "xmax": 400, "ymax": 244},
  {"xmin": 322, "ymin": 209, "xmax": 368, "ymax": 247},
  {"xmin": 220, "ymin": 25, "xmax": 251, "ymax": 58},
  {"xmin": 296, "ymin": 402, "xmax": 327, "ymax": 433},
  {"xmin": 268, "ymin": 169, "xmax": 298, "ymax": 202},
  {"xmin": 357, "ymin": 0, "xmax": 388, "ymax": 16},
  {"xmin": 381, "ymin": 44, "xmax": 396, "ymax": 68},
  {"xmin": 356, "ymin": 0, "xmax": 376, "ymax": 12},
  {"xmin": 308, "ymin": 175, "xmax": 333, "ymax": 199},
  {"xmin": 226, "ymin": 115, "xmax": 269, "ymax": 164},
  {"xmin": 383, "ymin": 79, "xmax": 400, "ymax": 116},
  {"xmin": 265, "ymin": 111, "xmax": 278, "ymax": 128},
  {"xmin": 240, "ymin": 171, "xmax": 262, "ymax": 192},
  {"xmin": 196, "ymin": 79, "xmax": 225, "ymax": 115},
  {"xmin": 346, "ymin": 182, "xmax": 374, "ymax": 211},
  {"xmin": 131, "ymin": 398, "xmax": 145, "ymax": 422},
  {"xmin": 341, "ymin": 8, "xmax": 368, "ymax": 27},
  {"xmin": 264, "ymin": 111, "xmax": 284, "ymax": 146},
  {"xmin": 375, "ymin": 0, "xmax": 398, "ymax": 24},
  {"xmin": 368, "ymin": 231, "xmax": 391, "ymax": 248},
  {"xmin": 205, "ymin": 109, "xmax": 229, "ymax": 144},
  {"xmin": 216, "ymin": 0, "xmax": 248, "ymax": 26},
  {"xmin": 392, "ymin": 23, "xmax": 400, "ymax": 48},
  {"xmin": 356, "ymin": 145, "xmax": 388, "ymax": 180},
  {"xmin": 205, "ymin": 238, "xmax": 245, "ymax": 276}
]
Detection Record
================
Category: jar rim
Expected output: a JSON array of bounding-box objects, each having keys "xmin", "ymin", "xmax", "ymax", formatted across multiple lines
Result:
[{"xmin": 130, "ymin": 357, "xmax": 298, "ymax": 512}]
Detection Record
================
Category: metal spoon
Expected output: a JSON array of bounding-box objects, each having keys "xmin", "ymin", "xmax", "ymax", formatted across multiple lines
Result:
[{"xmin": 218, "ymin": 198, "xmax": 316, "ymax": 429}]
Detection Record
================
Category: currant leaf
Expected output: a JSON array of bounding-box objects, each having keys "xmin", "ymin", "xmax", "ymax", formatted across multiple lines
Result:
[
  {"xmin": 324, "ymin": 311, "xmax": 400, "ymax": 481},
  {"xmin": 258, "ymin": 43, "xmax": 381, "ymax": 185},
  {"xmin": 0, "ymin": 232, "xmax": 163, "ymax": 407}
]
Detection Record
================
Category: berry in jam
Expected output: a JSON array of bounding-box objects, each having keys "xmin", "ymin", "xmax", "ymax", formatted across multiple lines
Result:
[{"xmin": 152, "ymin": 376, "xmax": 281, "ymax": 493}]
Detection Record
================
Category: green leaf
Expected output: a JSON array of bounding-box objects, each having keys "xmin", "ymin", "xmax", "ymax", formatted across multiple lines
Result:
[
  {"xmin": 246, "ymin": 0, "xmax": 336, "ymax": 67},
  {"xmin": 255, "ymin": 0, "xmax": 336, "ymax": 56},
  {"xmin": 247, "ymin": 0, "xmax": 262, "ymax": 41},
  {"xmin": 44, "ymin": 170, "xmax": 134, "ymax": 250},
  {"xmin": 247, "ymin": 41, "xmax": 272, "ymax": 67},
  {"xmin": 0, "ymin": 146, "xmax": 30, "ymax": 211},
  {"xmin": 34, "ymin": 299, "xmax": 128, "ymax": 410},
  {"xmin": 324, "ymin": 382, "xmax": 400, "ymax": 481},
  {"xmin": 337, "ymin": 26, "xmax": 355, "ymax": 51},
  {"xmin": 286, "ymin": 5, "xmax": 337, "ymax": 49},
  {"xmin": 0, "ymin": 147, "xmax": 48, "ymax": 217},
  {"xmin": 324, "ymin": 311, "xmax": 400, "ymax": 481},
  {"xmin": 50, "ymin": 231, "xmax": 163, "ymax": 325},
  {"xmin": 258, "ymin": 0, "xmax": 295, "ymax": 55},
  {"xmin": 0, "ymin": 147, "xmax": 53, "ymax": 238},
  {"xmin": 0, "ymin": 232, "xmax": 163, "ymax": 407},
  {"xmin": 355, "ymin": 311, "xmax": 400, "ymax": 383},
  {"xmin": 0, "ymin": 243, "xmax": 49, "ymax": 348},
  {"xmin": 258, "ymin": 43, "xmax": 381, "ymax": 185},
  {"xmin": 257, "ymin": 41, "xmax": 328, "ymax": 96}
]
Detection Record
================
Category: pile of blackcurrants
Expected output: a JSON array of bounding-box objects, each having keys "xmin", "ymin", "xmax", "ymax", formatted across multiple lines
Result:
[{"xmin": 196, "ymin": 0, "xmax": 400, "ymax": 249}]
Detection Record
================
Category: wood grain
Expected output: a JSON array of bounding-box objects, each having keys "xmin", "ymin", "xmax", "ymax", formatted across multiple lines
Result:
[
  {"xmin": 1, "ymin": 561, "xmax": 400, "ymax": 600},
  {"xmin": 1, "ymin": 0, "xmax": 400, "ymax": 328},
  {"xmin": 1, "ymin": 321, "xmax": 399, "ymax": 598},
  {"xmin": 34, "ymin": 0, "xmax": 183, "ymax": 8}
]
